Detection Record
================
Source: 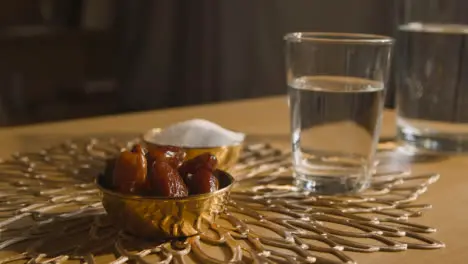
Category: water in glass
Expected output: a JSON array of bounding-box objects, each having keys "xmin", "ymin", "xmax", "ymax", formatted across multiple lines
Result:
[{"xmin": 289, "ymin": 75, "xmax": 385, "ymax": 194}]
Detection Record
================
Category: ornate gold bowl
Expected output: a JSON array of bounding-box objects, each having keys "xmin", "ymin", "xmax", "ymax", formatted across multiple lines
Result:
[
  {"xmin": 143, "ymin": 128, "xmax": 242, "ymax": 171},
  {"xmin": 96, "ymin": 170, "xmax": 234, "ymax": 239}
]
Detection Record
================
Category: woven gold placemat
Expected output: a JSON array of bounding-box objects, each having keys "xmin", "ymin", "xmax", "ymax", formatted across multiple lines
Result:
[{"xmin": 0, "ymin": 137, "xmax": 444, "ymax": 264}]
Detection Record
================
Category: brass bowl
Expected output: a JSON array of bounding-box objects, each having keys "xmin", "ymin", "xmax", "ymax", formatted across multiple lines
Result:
[
  {"xmin": 96, "ymin": 170, "xmax": 234, "ymax": 239},
  {"xmin": 143, "ymin": 128, "xmax": 243, "ymax": 171}
]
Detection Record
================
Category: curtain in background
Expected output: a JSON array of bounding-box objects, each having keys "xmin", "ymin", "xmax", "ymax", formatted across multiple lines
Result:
[{"xmin": 114, "ymin": 0, "xmax": 394, "ymax": 112}]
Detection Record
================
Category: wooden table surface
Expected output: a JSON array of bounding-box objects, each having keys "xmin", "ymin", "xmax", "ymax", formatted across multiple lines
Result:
[{"xmin": 0, "ymin": 96, "xmax": 465, "ymax": 264}]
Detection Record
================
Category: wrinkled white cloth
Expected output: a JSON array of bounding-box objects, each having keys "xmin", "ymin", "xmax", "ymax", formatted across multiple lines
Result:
[{"xmin": 151, "ymin": 119, "xmax": 245, "ymax": 147}]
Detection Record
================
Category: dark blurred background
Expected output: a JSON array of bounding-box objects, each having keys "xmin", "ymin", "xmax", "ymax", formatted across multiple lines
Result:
[{"xmin": 0, "ymin": 0, "xmax": 394, "ymax": 126}]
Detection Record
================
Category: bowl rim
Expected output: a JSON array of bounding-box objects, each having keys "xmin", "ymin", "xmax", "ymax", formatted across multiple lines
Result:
[
  {"xmin": 142, "ymin": 127, "xmax": 244, "ymax": 149},
  {"xmin": 96, "ymin": 169, "xmax": 235, "ymax": 201}
]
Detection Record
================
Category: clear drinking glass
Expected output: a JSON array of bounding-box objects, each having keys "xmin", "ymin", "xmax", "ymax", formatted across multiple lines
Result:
[
  {"xmin": 285, "ymin": 32, "xmax": 394, "ymax": 194},
  {"xmin": 395, "ymin": 0, "xmax": 468, "ymax": 153}
]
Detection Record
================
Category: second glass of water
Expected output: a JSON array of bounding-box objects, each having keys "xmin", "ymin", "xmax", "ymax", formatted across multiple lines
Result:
[
  {"xmin": 395, "ymin": 0, "xmax": 468, "ymax": 153},
  {"xmin": 285, "ymin": 32, "xmax": 394, "ymax": 194}
]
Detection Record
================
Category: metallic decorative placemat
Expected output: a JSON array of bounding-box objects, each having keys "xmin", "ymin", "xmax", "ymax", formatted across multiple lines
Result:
[{"xmin": 0, "ymin": 137, "xmax": 444, "ymax": 264}]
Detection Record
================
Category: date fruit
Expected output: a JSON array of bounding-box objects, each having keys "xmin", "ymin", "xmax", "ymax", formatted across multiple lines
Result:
[
  {"xmin": 178, "ymin": 152, "xmax": 218, "ymax": 181},
  {"xmin": 107, "ymin": 144, "xmax": 223, "ymax": 197},
  {"xmin": 187, "ymin": 168, "xmax": 219, "ymax": 195},
  {"xmin": 131, "ymin": 144, "xmax": 147, "ymax": 155},
  {"xmin": 112, "ymin": 144, "xmax": 148, "ymax": 194},
  {"xmin": 146, "ymin": 146, "xmax": 186, "ymax": 169},
  {"xmin": 148, "ymin": 161, "xmax": 188, "ymax": 197}
]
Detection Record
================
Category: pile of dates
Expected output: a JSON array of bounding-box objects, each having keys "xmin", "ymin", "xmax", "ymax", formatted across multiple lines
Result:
[{"xmin": 105, "ymin": 144, "xmax": 219, "ymax": 197}]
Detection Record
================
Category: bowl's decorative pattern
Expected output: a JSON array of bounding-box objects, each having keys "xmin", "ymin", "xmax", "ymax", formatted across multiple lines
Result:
[{"xmin": 0, "ymin": 136, "xmax": 444, "ymax": 264}]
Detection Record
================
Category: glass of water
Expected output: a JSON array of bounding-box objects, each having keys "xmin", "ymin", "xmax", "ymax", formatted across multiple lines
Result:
[
  {"xmin": 395, "ymin": 0, "xmax": 468, "ymax": 153},
  {"xmin": 285, "ymin": 32, "xmax": 394, "ymax": 194}
]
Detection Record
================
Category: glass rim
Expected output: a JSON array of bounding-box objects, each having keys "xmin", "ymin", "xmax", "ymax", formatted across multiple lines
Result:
[{"xmin": 284, "ymin": 32, "xmax": 394, "ymax": 45}]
